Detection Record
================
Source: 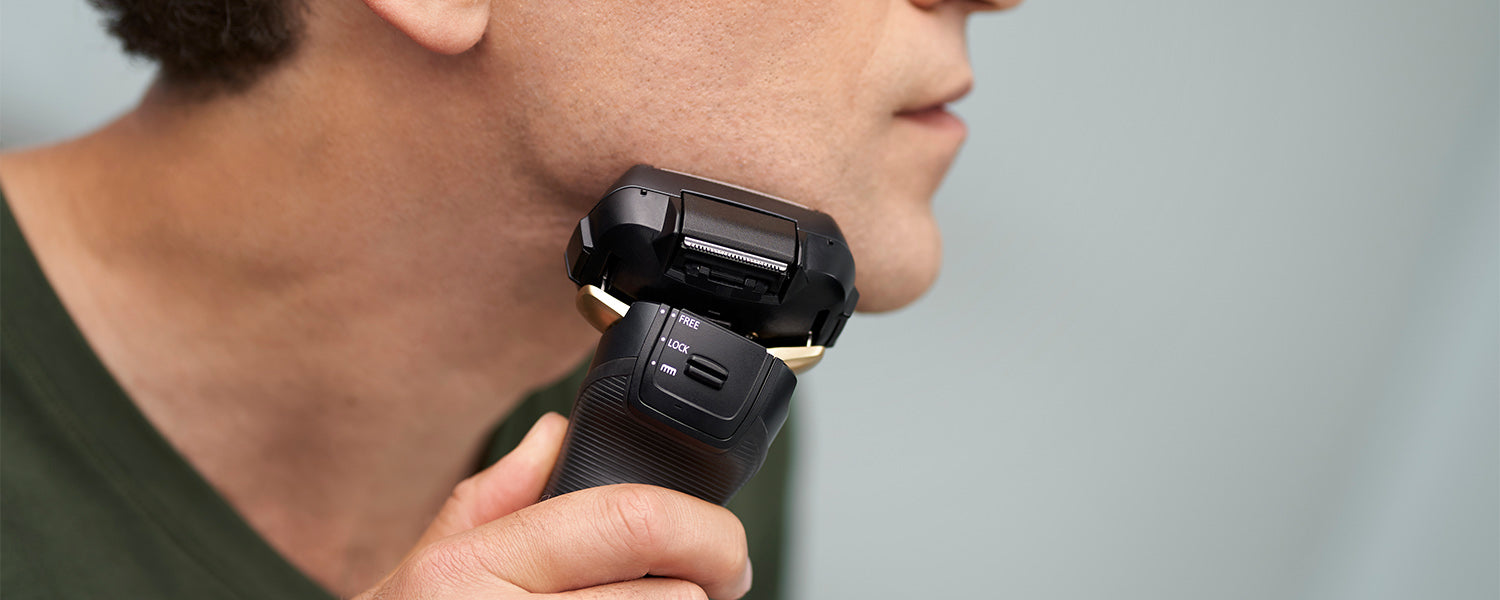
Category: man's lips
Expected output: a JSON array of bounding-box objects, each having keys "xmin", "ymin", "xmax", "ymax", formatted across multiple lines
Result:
[
  {"xmin": 898, "ymin": 79, "xmax": 974, "ymax": 117},
  {"xmin": 895, "ymin": 103, "xmax": 966, "ymax": 133},
  {"xmin": 896, "ymin": 103, "xmax": 952, "ymax": 118},
  {"xmin": 895, "ymin": 79, "xmax": 973, "ymax": 133},
  {"xmin": 898, "ymin": 104, "xmax": 952, "ymax": 117}
]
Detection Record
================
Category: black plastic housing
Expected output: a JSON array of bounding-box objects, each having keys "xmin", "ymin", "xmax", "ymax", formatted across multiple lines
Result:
[
  {"xmin": 541, "ymin": 302, "xmax": 795, "ymax": 504},
  {"xmin": 565, "ymin": 166, "xmax": 858, "ymax": 348}
]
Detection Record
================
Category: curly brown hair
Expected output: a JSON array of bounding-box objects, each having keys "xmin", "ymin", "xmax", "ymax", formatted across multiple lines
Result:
[{"xmin": 89, "ymin": 0, "xmax": 305, "ymax": 91}]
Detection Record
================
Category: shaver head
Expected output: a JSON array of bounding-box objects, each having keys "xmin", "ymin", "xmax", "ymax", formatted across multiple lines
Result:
[{"xmin": 566, "ymin": 165, "xmax": 858, "ymax": 349}]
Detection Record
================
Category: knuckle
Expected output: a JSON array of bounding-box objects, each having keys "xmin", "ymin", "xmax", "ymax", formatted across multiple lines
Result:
[
  {"xmin": 404, "ymin": 538, "xmax": 478, "ymax": 588},
  {"xmin": 695, "ymin": 504, "xmax": 749, "ymax": 577},
  {"xmin": 599, "ymin": 484, "xmax": 673, "ymax": 553},
  {"xmin": 447, "ymin": 475, "xmax": 478, "ymax": 509}
]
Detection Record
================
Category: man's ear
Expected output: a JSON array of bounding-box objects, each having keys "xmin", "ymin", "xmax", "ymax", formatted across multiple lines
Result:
[{"xmin": 361, "ymin": 0, "xmax": 491, "ymax": 55}]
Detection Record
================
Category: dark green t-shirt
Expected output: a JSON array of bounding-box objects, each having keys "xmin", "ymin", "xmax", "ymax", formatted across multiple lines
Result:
[{"xmin": 1, "ymin": 195, "xmax": 792, "ymax": 599}]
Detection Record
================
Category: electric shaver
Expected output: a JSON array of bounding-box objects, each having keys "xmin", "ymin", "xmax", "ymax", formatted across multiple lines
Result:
[{"xmin": 540, "ymin": 165, "xmax": 858, "ymax": 505}]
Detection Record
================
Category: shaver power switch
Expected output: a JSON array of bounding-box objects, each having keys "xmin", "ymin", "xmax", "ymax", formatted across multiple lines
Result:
[
  {"xmin": 685, "ymin": 355, "xmax": 729, "ymax": 390},
  {"xmin": 640, "ymin": 308, "xmax": 773, "ymax": 440}
]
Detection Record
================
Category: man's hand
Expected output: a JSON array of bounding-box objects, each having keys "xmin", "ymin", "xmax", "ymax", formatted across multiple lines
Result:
[{"xmin": 355, "ymin": 413, "xmax": 754, "ymax": 600}]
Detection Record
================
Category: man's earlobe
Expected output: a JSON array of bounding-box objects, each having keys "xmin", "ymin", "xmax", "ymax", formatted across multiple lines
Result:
[{"xmin": 361, "ymin": 0, "xmax": 491, "ymax": 55}]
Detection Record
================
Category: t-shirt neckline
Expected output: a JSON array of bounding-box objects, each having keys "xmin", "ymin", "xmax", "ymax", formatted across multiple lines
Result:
[{"xmin": 1, "ymin": 195, "xmax": 337, "ymax": 599}]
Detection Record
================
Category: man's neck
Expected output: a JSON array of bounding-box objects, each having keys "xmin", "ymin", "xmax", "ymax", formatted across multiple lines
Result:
[{"xmin": 0, "ymin": 79, "xmax": 599, "ymax": 596}]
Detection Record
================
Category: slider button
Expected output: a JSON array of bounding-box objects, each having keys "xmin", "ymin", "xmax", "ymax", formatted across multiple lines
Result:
[{"xmin": 685, "ymin": 355, "xmax": 729, "ymax": 390}]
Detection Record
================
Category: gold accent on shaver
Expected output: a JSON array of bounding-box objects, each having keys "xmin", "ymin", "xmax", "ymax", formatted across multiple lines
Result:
[
  {"xmin": 577, "ymin": 285, "xmax": 629, "ymax": 333},
  {"xmin": 767, "ymin": 345, "xmax": 825, "ymax": 374},
  {"xmin": 575, "ymin": 284, "xmax": 826, "ymax": 374}
]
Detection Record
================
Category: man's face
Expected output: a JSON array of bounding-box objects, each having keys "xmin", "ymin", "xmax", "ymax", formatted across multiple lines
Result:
[{"xmin": 472, "ymin": 0, "xmax": 1010, "ymax": 312}]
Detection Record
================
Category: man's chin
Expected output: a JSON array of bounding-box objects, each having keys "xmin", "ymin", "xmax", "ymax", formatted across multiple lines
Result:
[{"xmin": 849, "ymin": 235, "xmax": 943, "ymax": 314}]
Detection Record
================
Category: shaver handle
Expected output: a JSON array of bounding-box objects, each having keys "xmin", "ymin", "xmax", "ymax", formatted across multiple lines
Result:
[{"xmin": 542, "ymin": 301, "xmax": 796, "ymax": 505}]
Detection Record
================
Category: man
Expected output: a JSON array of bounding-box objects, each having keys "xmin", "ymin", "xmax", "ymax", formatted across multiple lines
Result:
[{"xmin": 0, "ymin": 0, "xmax": 1017, "ymax": 597}]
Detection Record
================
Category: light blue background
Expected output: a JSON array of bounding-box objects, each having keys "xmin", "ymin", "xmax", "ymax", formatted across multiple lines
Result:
[{"xmin": 3, "ymin": 1, "xmax": 1496, "ymax": 598}]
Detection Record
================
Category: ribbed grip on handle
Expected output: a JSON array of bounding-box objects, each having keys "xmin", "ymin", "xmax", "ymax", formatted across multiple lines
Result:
[{"xmin": 542, "ymin": 373, "xmax": 772, "ymax": 505}]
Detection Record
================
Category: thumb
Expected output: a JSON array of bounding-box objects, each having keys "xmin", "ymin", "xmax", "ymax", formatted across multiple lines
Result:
[{"xmin": 416, "ymin": 412, "xmax": 570, "ymax": 547}]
